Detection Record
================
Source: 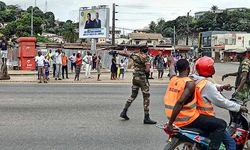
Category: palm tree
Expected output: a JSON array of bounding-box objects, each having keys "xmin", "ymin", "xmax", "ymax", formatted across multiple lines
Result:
[
  {"xmin": 211, "ymin": 5, "xmax": 219, "ymax": 26},
  {"xmin": 211, "ymin": 5, "xmax": 218, "ymax": 13}
]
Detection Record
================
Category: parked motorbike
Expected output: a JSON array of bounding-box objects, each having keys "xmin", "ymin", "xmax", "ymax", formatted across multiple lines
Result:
[{"xmin": 157, "ymin": 98, "xmax": 249, "ymax": 150}]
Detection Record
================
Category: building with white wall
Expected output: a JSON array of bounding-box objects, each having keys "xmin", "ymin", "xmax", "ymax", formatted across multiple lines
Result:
[
  {"xmin": 128, "ymin": 33, "xmax": 163, "ymax": 46},
  {"xmin": 210, "ymin": 33, "xmax": 250, "ymax": 61}
]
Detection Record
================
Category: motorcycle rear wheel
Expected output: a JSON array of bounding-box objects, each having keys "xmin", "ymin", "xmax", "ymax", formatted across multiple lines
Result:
[{"xmin": 164, "ymin": 138, "xmax": 201, "ymax": 150}]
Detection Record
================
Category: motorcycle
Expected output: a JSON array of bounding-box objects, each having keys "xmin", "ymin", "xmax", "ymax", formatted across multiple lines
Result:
[
  {"xmin": 157, "ymin": 98, "xmax": 250, "ymax": 150},
  {"xmin": 228, "ymin": 98, "xmax": 250, "ymax": 150}
]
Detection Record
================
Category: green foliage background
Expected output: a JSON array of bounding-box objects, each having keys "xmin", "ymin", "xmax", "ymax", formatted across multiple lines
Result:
[{"xmin": 0, "ymin": 1, "xmax": 78, "ymax": 43}]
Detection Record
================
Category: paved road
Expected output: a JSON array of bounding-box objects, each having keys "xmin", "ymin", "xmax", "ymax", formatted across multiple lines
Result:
[{"xmin": 0, "ymin": 83, "xmax": 232, "ymax": 150}]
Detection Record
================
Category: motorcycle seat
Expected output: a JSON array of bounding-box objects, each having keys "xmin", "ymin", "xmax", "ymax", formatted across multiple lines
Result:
[{"xmin": 180, "ymin": 127, "xmax": 208, "ymax": 136}]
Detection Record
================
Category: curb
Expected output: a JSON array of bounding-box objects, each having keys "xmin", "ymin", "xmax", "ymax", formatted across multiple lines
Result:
[
  {"xmin": 8, "ymin": 70, "xmax": 134, "ymax": 76},
  {"xmin": 0, "ymin": 80, "xmax": 169, "ymax": 85}
]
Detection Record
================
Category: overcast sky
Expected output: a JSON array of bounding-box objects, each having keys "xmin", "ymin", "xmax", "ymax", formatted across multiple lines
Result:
[{"xmin": 3, "ymin": 0, "xmax": 250, "ymax": 31}]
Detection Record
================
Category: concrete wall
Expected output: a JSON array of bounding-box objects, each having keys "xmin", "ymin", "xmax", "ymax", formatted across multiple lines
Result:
[{"xmin": 212, "ymin": 33, "xmax": 250, "ymax": 49}]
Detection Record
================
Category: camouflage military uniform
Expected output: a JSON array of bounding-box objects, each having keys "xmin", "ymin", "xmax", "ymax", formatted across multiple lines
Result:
[
  {"xmin": 234, "ymin": 58, "xmax": 250, "ymax": 103},
  {"xmin": 123, "ymin": 52, "xmax": 151, "ymax": 114}
]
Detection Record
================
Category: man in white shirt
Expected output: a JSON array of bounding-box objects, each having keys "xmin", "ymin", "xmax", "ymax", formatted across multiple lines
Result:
[
  {"xmin": 55, "ymin": 49, "xmax": 62, "ymax": 80},
  {"xmin": 70, "ymin": 53, "xmax": 76, "ymax": 73},
  {"xmin": 119, "ymin": 59, "xmax": 126, "ymax": 79},
  {"xmin": 35, "ymin": 51, "xmax": 45, "ymax": 83},
  {"xmin": 83, "ymin": 51, "xmax": 92, "ymax": 78}
]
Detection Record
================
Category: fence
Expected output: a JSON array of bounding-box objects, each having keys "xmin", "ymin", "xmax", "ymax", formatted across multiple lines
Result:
[{"xmin": 1, "ymin": 47, "xmax": 130, "ymax": 71}]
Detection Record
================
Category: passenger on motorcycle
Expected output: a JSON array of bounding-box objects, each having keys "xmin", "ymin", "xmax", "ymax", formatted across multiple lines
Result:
[
  {"xmin": 191, "ymin": 56, "xmax": 248, "ymax": 150},
  {"xmin": 165, "ymin": 58, "xmax": 227, "ymax": 150}
]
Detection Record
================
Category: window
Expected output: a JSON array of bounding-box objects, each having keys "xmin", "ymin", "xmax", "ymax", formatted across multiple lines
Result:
[
  {"xmin": 232, "ymin": 38, "xmax": 236, "ymax": 45},
  {"xmin": 203, "ymin": 37, "xmax": 207, "ymax": 46},
  {"xmin": 207, "ymin": 36, "xmax": 211, "ymax": 46},
  {"xmin": 249, "ymin": 40, "xmax": 250, "ymax": 46},
  {"xmin": 147, "ymin": 40, "xmax": 152, "ymax": 44},
  {"xmin": 135, "ymin": 41, "xmax": 140, "ymax": 45},
  {"xmin": 225, "ymin": 39, "xmax": 229, "ymax": 45}
]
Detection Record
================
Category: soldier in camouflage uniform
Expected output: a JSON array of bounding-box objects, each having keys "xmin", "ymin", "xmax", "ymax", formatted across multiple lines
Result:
[
  {"xmin": 222, "ymin": 50, "xmax": 250, "ymax": 104},
  {"xmin": 110, "ymin": 47, "xmax": 156, "ymax": 124}
]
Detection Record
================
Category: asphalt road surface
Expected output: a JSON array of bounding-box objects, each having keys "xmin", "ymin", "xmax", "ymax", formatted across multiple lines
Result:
[{"xmin": 0, "ymin": 83, "xmax": 233, "ymax": 150}]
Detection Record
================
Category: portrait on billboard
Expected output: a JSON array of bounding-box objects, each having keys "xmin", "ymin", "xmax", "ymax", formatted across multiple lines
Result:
[
  {"xmin": 84, "ymin": 12, "xmax": 101, "ymax": 29},
  {"xmin": 79, "ymin": 8, "xmax": 109, "ymax": 39}
]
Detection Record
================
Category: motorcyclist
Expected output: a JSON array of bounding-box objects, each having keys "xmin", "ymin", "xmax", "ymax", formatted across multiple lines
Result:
[
  {"xmin": 191, "ymin": 56, "xmax": 248, "ymax": 150},
  {"xmin": 165, "ymin": 58, "xmax": 227, "ymax": 150}
]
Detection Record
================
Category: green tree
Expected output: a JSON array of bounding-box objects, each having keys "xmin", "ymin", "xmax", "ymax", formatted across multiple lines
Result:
[
  {"xmin": 149, "ymin": 21, "xmax": 156, "ymax": 33},
  {"xmin": 155, "ymin": 18, "xmax": 165, "ymax": 33},
  {"xmin": 13, "ymin": 11, "xmax": 44, "ymax": 37},
  {"xmin": 61, "ymin": 20, "xmax": 78, "ymax": 43},
  {"xmin": 1, "ymin": 22, "xmax": 17, "ymax": 38},
  {"xmin": 27, "ymin": 6, "xmax": 44, "ymax": 18},
  {"xmin": 0, "ymin": 1, "xmax": 6, "ymax": 11},
  {"xmin": 6, "ymin": 5, "xmax": 19, "ymax": 10},
  {"xmin": 195, "ymin": 12, "xmax": 217, "ymax": 31},
  {"xmin": 44, "ymin": 11, "xmax": 55, "ymax": 29},
  {"xmin": 36, "ymin": 35, "xmax": 52, "ymax": 43}
]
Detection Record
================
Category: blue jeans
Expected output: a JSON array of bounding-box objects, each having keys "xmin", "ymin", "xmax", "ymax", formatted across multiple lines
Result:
[{"xmin": 223, "ymin": 131, "xmax": 236, "ymax": 150}]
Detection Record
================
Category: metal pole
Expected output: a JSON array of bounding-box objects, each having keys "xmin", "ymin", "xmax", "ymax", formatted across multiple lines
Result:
[
  {"xmin": 186, "ymin": 10, "xmax": 191, "ymax": 46},
  {"xmin": 112, "ymin": 3, "xmax": 115, "ymax": 46},
  {"xmin": 173, "ymin": 26, "xmax": 176, "ymax": 53},
  {"xmin": 45, "ymin": 0, "xmax": 48, "ymax": 12},
  {"xmin": 91, "ymin": 38, "xmax": 96, "ymax": 55},
  {"xmin": 31, "ymin": 6, "xmax": 34, "ymax": 36}
]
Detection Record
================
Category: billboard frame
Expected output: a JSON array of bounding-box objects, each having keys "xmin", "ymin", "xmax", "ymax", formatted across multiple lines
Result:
[{"xmin": 79, "ymin": 6, "xmax": 110, "ymax": 39}]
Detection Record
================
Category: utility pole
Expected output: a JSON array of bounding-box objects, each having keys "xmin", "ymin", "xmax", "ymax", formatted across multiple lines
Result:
[
  {"xmin": 45, "ymin": 0, "xmax": 48, "ymax": 12},
  {"xmin": 112, "ymin": 3, "xmax": 118, "ymax": 45},
  {"xmin": 31, "ymin": 6, "xmax": 34, "ymax": 36},
  {"xmin": 123, "ymin": 28, "xmax": 125, "ymax": 37},
  {"xmin": 186, "ymin": 10, "xmax": 191, "ymax": 46}
]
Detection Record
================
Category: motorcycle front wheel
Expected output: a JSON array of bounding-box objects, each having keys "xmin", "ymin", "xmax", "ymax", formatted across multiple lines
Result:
[{"xmin": 164, "ymin": 138, "xmax": 201, "ymax": 150}]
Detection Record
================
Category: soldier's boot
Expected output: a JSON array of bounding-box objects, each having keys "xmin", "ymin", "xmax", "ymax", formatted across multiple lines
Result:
[
  {"xmin": 120, "ymin": 108, "xmax": 129, "ymax": 120},
  {"xmin": 144, "ymin": 114, "xmax": 157, "ymax": 124}
]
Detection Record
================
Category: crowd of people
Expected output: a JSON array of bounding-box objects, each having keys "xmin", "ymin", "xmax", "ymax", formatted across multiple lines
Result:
[
  {"xmin": 108, "ymin": 51, "xmax": 197, "ymax": 81},
  {"xmin": 148, "ymin": 53, "xmax": 168, "ymax": 79},
  {"xmin": 35, "ymin": 49, "xmax": 103, "ymax": 83},
  {"xmin": 147, "ymin": 52, "xmax": 196, "ymax": 79}
]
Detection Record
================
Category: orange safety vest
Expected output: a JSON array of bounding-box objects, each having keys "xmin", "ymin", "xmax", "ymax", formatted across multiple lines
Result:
[
  {"xmin": 195, "ymin": 79, "xmax": 215, "ymax": 116},
  {"xmin": 164, "ymin": 76, "xmax": 199, "ymax": 127}
]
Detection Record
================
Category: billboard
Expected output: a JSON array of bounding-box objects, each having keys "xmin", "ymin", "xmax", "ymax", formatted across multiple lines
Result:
[{"xmin": 79, "ymin": 8, "xmax": 110, "ymax": 39}]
